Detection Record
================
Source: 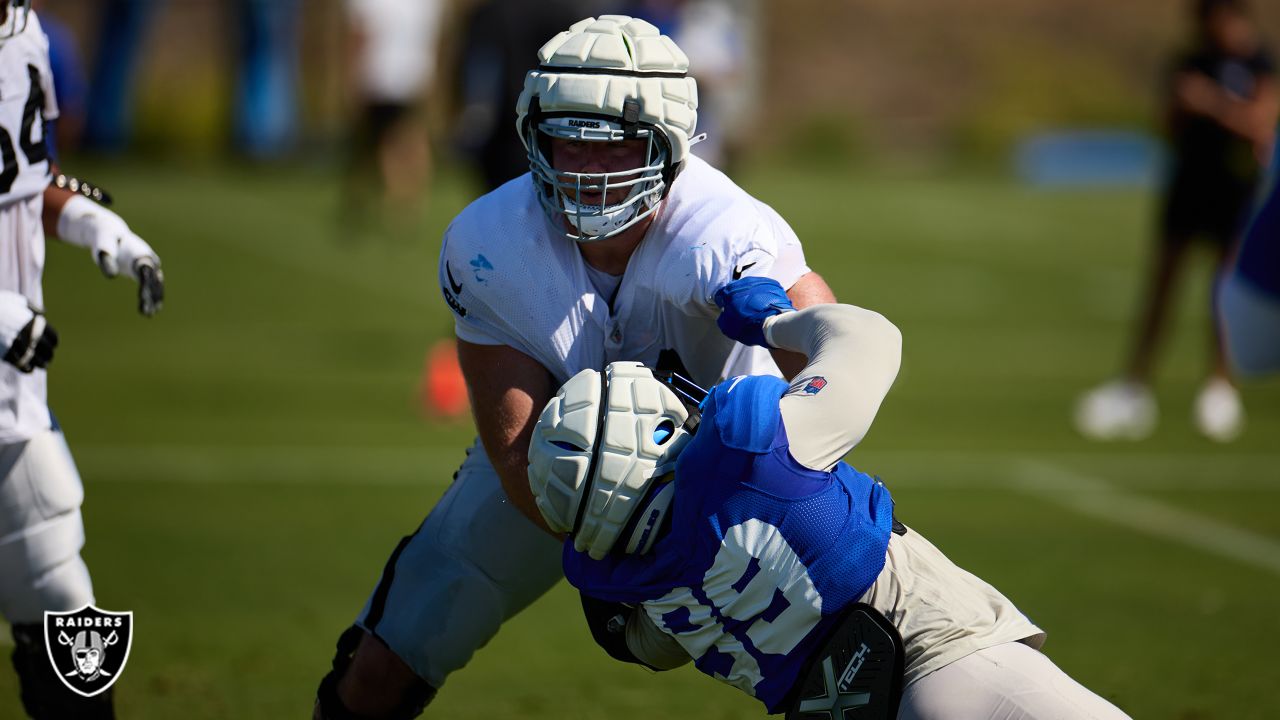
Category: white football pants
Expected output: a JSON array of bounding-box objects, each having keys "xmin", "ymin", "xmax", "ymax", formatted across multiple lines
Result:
[
  {"xmin": 354, "ymin": 439, "xmax": 563, "ymax": 688},
  {"xmin": 899, "ymin": 641, "xmax": 1131, "ymax": 719},
  {"xmin": 0, "ymin": 429, "xmax": 95, "ymax": 624}
]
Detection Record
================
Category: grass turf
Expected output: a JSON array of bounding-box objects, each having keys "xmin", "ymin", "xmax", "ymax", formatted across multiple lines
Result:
[{"xmin": 1, "ymin": 159, "xmax": 1277, "ymax": 718}]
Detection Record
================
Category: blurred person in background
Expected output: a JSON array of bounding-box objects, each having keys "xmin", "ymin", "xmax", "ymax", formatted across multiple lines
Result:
[
  {"xmin": 342, "ymin": 0, "xmax": 444, "ymax": 233},
  {"xmin": 82, "ymin": 0, "xmax": 301, "ymax": 159},
  {"xmin": 232, "ymin": 0, "xmax": 301, "ymax": 159},
  {"xmin": 453, "ymin": 0, "xmax": 604, "ymax": 192},
  {"xmin": 624, "ymin": 0, "xmax": 760, "ymax": 171},
  {"xmin": 0, "ymin": 2, "xmax": 164, "ymax": 718},
  {"xmin": 1219, "ymin": 141, "xmax": 1280, "ymax": 375},
  {"xmin": 1076, "ymin": 0, "xmax": 1277, "ymax": 443},
  {"xmin": 81, "ymin": 0, "xmax": 155, "ymax": 154},
  {"xmin": 30, "ymin": 1, "xmax": 87, "ymax": 156}
]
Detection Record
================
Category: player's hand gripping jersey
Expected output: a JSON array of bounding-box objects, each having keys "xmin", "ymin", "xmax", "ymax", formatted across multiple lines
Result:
[{"xmin": 438, "ymin": 154, "xmax": 810, "ymax": 387}]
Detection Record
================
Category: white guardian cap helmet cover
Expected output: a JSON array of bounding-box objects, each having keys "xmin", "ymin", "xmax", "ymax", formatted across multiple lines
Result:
[
  {"xmin": 528, "ymin": 362, "xmax": 693, "ymax": 560},
  {"xmin": 516, "ymin": 15, "xmax": 700, "ymax": 242}
]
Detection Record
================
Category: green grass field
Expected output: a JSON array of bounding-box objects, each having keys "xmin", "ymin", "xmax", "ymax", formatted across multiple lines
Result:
[{"xmin": 1, "ymin": 159, "xmax": 1277, "ymax": 719}]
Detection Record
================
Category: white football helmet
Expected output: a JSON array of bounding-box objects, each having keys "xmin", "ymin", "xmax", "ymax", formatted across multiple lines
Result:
[
  {"xmin": 528, "ymin": 362, "xmax": 693, "ymax": 560},
  {"xmin": 0, "ymin": 1, "xmax": 31, "ymax": 41},
  {"xmin": 515, "ymin": 15, "xmax": 700, "ymax": 243}
]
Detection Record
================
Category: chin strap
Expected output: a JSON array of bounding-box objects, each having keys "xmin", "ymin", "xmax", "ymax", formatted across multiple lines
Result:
[
  {"xmin": 622, "ymin": 98, "xmax": 642, "ymax": 139},
  {"xmin": 622, "ymin": 480, "xmax": 676, "ymax": 555}
]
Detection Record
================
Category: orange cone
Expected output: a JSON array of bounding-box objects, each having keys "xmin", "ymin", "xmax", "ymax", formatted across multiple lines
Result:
[{"xmin": 421, "ymin": 339, "xmax": 469, "ymax": 419}]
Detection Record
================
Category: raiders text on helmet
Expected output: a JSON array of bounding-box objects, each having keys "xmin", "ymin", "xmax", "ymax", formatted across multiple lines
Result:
[
  {"xmin": 528, "ymin": 362, "xmax": 692, "ymax": 559},
  {"xmin": 516, "ymin": 15, "xmax": 699, "ymax": 242}
]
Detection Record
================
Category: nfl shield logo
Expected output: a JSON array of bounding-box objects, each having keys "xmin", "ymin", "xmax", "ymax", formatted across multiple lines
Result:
[
  {"xmin": 802, "ymin": 376, "xmax": 828, "ymax": 395},
  {"xmin": 43, "ymin": 605, "xmax": 133, "ymax": 697}
]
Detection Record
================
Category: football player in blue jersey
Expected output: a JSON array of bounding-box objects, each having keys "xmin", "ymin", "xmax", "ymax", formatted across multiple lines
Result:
[
  {"xmin": 527, "ymin": 278, "xmax": 1131, "ymax": 719},
  {"xmin": 1219, "ymin": 143, "xmax": 1280, "ymax": 375}
]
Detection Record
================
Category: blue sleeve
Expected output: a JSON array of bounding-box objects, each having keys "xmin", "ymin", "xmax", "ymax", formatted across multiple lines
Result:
[
  {"xmin": 1220, "ymin": 146, "xmax": 1280, "ymax": 375},
  {"xmin": 1235, "ymin": 178, "xmax": 1280, "ymax": 298},
  {"xmin": 702, "ymin": 375, "xmax": 789, "ymax": 453}
]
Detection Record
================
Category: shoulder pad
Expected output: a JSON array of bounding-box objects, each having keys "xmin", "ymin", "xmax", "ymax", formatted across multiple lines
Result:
[{"xmin": 702, "ymin": 375, "xmax": 789, "ymax": 454}]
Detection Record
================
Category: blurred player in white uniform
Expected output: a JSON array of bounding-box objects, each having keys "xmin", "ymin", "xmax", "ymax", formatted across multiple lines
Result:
[
  {"xmin": 343, "ymin": 0, "xmax": 444, "ymax": 228},
  {"xmin": 0, "ymin": 3, "xmax": 164, "ymax": 718},
  {"xmin": 315, "ymin": 15, "xmax": 838, "ymax": 719},
  {"xmin": 529, "ymin": 279, "xmax": 1130, "ymax": 719}
]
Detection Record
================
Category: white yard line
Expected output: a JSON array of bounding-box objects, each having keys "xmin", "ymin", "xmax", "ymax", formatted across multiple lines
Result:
[
  {"xmin": 1009, "ymin": 459, "xmax": 1280, "ymax": 578},
  {"xmin": 71, "ymin": 444, "xmax": 473, "ymax": 487},
  {"xmin": 63, "ymin": 444, "xmax": 1280, "ymax": 490}
]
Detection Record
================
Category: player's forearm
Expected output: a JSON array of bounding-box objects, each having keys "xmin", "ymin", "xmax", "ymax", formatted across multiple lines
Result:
[
  {"xmin": 765, "ymin": 304, "xmax": 902, "ymax": 470},
  {"xmin": 474, "ymin": 395, "xmax": 557, "ymax": 536},
  {"xmin": 456, "ymin": 340, "xmax": 560, "ymax": 536},
  {"xmin": 1209, "ymin": 87, "xmax": 1278, "ymax": 145},
  {"xmin": 41, "ymin": 183, "xmax": 74, "ymax": 239},
  {"xmin": 771, "ymin": 271, "xmax": 837, "ymax": 379},
  {"xmin": 489, "ymin": 433, "xmax": 559, "ymax": 536}
]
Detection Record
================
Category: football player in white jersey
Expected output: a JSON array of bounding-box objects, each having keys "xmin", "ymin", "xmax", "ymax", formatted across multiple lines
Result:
[
  {"xmin": 315, "ymin": 15, "xmax": 838, "ymax": 720},
  {"xmin": 0, "ymin": 3, "xmax": 164, "ymax": 718}
]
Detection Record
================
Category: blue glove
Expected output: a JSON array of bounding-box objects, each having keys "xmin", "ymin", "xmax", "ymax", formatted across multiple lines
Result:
[{"xmin": 714, "ymin": 276, "xmax": 795, "ymax": 347}]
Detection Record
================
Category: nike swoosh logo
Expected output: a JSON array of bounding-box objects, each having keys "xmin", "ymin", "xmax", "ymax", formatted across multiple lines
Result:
[
  {"xmin": 446, "ymin": 262, "xmax": 463, "ymax": 294},
  {"xmin": 732, "ymin": 261, "xmax": 757, "ymax": 280}
]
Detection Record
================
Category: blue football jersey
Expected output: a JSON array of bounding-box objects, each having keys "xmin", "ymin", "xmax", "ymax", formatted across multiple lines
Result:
[
  {"xmin": 1237, "ymin": 145, "xmax": 1280, "ymax": 298},
  {"xmin": 563, "ymin": 375, "xmax": 896, "ymax": 712}
]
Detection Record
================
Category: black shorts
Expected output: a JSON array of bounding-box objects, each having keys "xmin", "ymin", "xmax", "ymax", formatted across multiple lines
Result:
[
  {"xmin": 353, "ymin": 101, "xmax": 414, "ymax": 156},
  {"xmin": 1161, "ymin": 168, "xmax": 1259, "ymax": 247}
]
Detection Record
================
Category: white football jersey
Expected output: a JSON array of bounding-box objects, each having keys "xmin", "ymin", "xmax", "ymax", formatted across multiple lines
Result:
[
  {"xmin": 439, "ymin": 155, "xmax": 811, "ymax": 388},
  {"xmin": 0, "ymin": 11, "xmax": 56, "ymax": 207},
  {"xmin": 0, "ymin": 11, "xmax": 57, "ymax": 443}
]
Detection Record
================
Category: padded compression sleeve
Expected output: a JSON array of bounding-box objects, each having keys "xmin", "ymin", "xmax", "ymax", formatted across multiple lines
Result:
[{"xmin": 763, "ymin": 304, "xmax": 902, "ymax": 471}]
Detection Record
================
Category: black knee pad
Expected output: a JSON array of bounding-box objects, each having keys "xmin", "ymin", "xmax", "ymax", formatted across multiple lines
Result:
[
  {"xmin": 10, "ymin": 623, "xmax": 116, "ymax": 720},
  {"xmin": 313, "ymin": 625, "xmax": 437, "ymax": 720}
]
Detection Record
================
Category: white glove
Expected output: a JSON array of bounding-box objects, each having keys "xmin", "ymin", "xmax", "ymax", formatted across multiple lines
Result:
[
  {"xmin": 57, "ymin": 194, "xmax": 165, "ymax": 316},
  {"xmin": 0, "ymin": 290, "xmax": 57, "ymax": 372}
]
